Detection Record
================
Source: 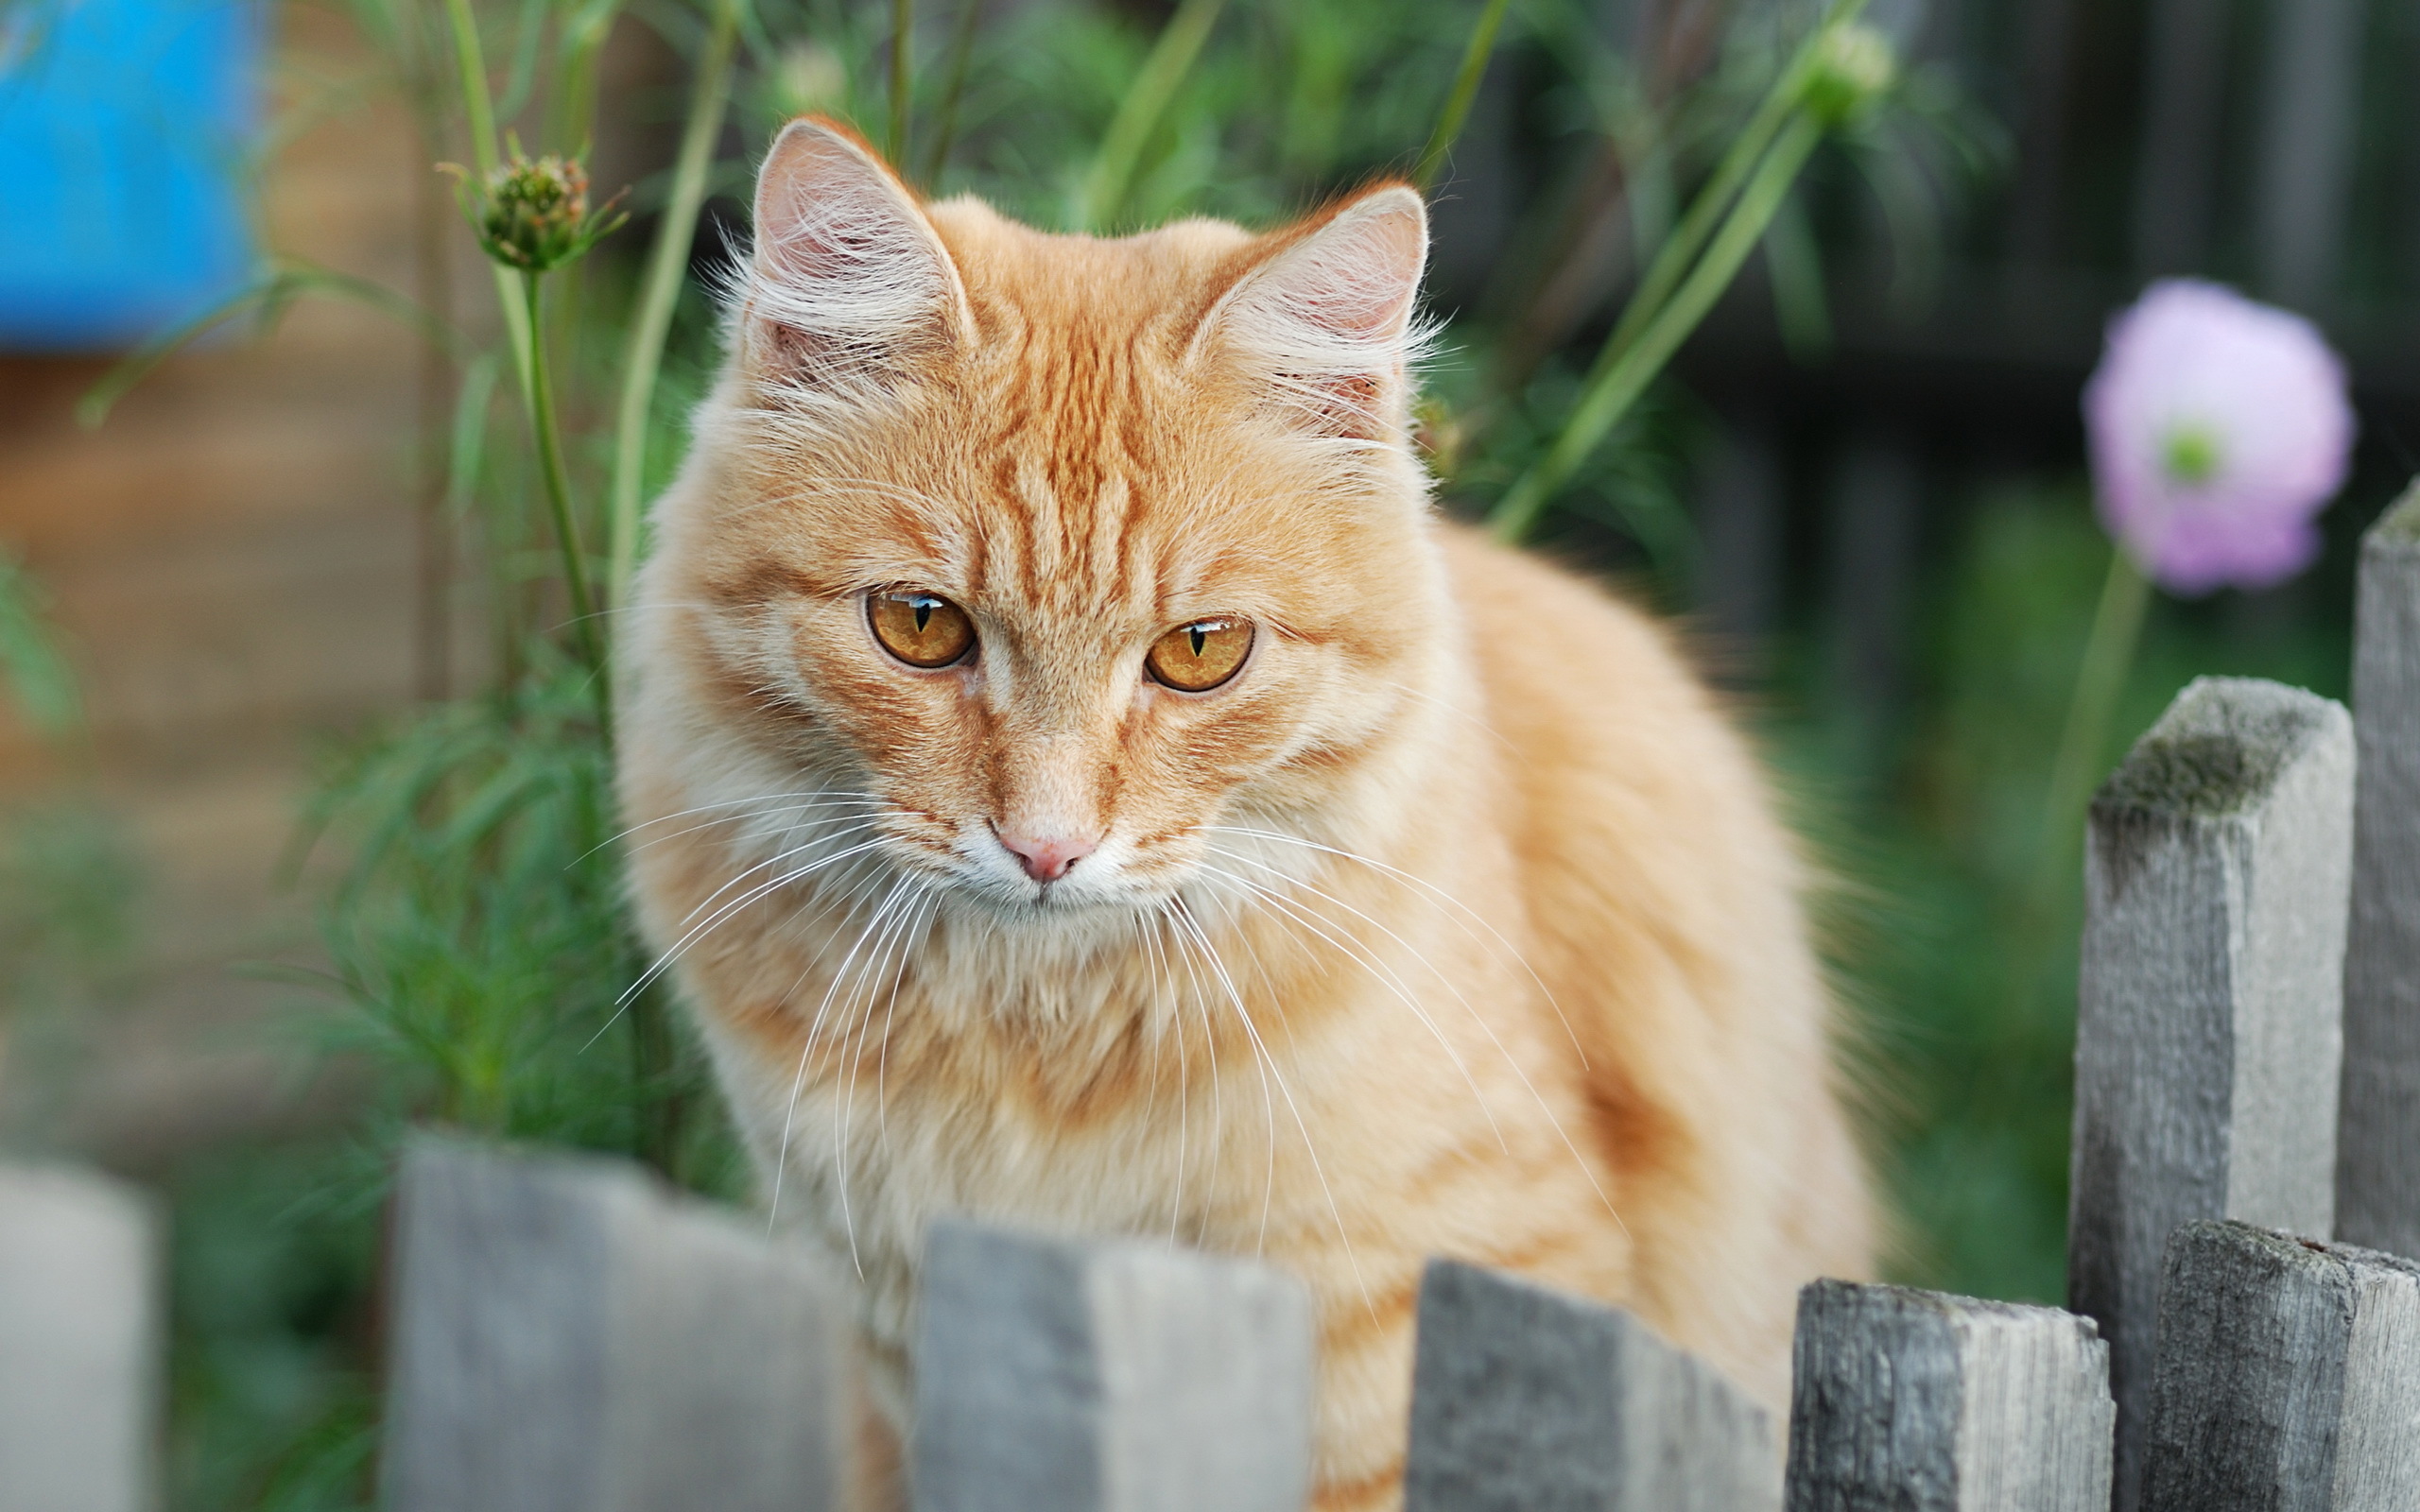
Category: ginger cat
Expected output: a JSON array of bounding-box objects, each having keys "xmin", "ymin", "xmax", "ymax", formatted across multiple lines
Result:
[{"xmin": 618, "ymin": 117, "xmax": 1874, "ymax": 1508}]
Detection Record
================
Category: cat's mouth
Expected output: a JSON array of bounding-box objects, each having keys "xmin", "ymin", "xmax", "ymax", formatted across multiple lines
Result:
[
  {"xmin": 897, "ymin": 823, "xmax": 1189, "ymax": 921},
  {"xmin": 847, "ymin": 803, "xmax": 1201, "ymax": 921}
]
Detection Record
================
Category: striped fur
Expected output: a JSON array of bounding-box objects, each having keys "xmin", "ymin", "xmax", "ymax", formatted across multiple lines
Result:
[{"xmin": 617, "ymin": 118, "xmax": 1874, "ymax": 1508}]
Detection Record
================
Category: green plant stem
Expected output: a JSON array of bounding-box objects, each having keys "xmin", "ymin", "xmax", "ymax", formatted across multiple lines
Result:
[
  {"xmin": 920, "ymin": 0, "xmax": 985, "ymax": 183},
  {"xmin": 607, "ymin": 0, "xmax": 741, "ymax": 609},
  {"xmin": 80, "ymin": 259, "xmax": 466, "ymax": 429},
  {"xmin": 547, "ymin": 0, "xmax": 624, "ymax": 153},
  {"xmin": 1413, "ymin": 0, "xmax": 1514, "ymax": 192},
  {"xmin": 890, "ymin": 0, "xmax": 914, "ymax": 163},
  {"xmin": 1591, "ymin": 0, "xmax": 1866, "ymax": 386},
  {"xmin": 518, "ymin": 274, "xmax": 610, "ymax": 730},
  {"xmin": 1074, "ymin": 0, "xmax": 1226, "ymax": 232},
  {"xmin": 442, "ymin": 0, "xmax": 541, "ymax": 412},
  {"xmin": 2038, "ymin": 545, "xmax": 2152, "ymax": 895},
  {"xmin": 442, "ymin": 0, "xmax": 501, "ymax": 175},
  {"xmin": 1490, "ymin": 111, "xmax": 1821, "ymax": 542}
]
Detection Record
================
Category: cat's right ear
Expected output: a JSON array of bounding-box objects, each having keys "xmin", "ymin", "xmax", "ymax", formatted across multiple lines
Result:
[{"xmin": 743, "ymin": 117, "xmax": 974, "ymax": 395}]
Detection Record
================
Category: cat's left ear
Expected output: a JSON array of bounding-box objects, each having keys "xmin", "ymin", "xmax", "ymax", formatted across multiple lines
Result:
[{"xmin": 1188, "ymin": 184, "xmax": 1428, "ymax": 441}]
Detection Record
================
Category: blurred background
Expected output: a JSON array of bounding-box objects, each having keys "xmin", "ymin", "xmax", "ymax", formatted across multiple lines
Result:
[{"xmin": 0, "ymin": 0, "xmax": 2404, "ymax": 1502}]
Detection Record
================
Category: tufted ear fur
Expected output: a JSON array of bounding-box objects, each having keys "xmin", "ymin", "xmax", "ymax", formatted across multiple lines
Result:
[
  {"xmin": 743, "ymin": 117, "xmax": 973, "ymax": 397},
  {"xmin": 1188, "ymin": 185, "xmax": 1429, "ymax": 442}
]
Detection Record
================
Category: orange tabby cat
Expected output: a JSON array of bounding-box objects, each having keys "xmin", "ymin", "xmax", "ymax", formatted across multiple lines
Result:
[{"xmin": 618, "ymin": 117, "xmax": 1874, "ymax": 1508}]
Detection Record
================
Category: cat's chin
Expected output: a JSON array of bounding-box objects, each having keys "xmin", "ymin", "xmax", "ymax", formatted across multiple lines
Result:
[{"xmin": 940, "ymin": 874, "xmax": 1168, "ymax": 924}]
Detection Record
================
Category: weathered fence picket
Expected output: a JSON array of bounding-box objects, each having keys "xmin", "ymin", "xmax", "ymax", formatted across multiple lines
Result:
[
  {"xmin": 2139, "ymin": 1220, "xmax": 2420, "ymax": 1511},
  {"xmin": 910, "ymin": 1219, "xmax": 1316, "ymax": 1512},
  {"xmin": 2337, "ymin": 486, "xmax": 2420, "ymax": 1260},
  {"xmin": 1402, "ymin": 1260, "xmax": 1778, "ymax": 1512},
  {"xmin": 2066, "ymin": 676, "xmax": 2358, "ymax": 1510},
  {"xmin": 0, "ymin": 1161, "xmax": 160, "ymax": 1512},
  {"xmin": 380, "ymin": 1139, "xmax": 856, "ymax": 1512},
  {"xmin": 1784, "ymin": 1280, "xmax": 2114, "ymax": 1512}
]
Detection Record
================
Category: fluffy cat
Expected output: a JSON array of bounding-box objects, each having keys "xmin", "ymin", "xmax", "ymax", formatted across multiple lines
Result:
[{"xmin": 618, "ymin": 117, "xmax": 1874, "ymax": 1508}]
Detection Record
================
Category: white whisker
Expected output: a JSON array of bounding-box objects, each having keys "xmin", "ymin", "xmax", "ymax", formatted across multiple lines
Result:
[
  {"xmin": 1202, "ymin": 822, "xmax": 1585, "ymax": 1066},
  {"xmin": 1203, "ymin": 843, "xmax": 1624, "ymax": 1234},
  {"xmin": 836, "ymin": 878, "xmax": 929, "ymax": 1274},
  {"xmin": 1167, "ymin": 897, "xmax": 1366, "ymax": 1308},
  {"xmin": 770, "ymin": 873, "xmax": 916, "ymax": 1250},
  {"xmin": 1192, "ymin": 856, "xmax": 1510, "ymax": 1157}
]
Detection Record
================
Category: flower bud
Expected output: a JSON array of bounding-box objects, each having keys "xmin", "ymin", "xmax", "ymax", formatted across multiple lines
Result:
[
  {"xmin": 1804, "ymin": 23, "xmax": 1897, "ymax": 128},
  {"xmin": 447, "ymin": 147, "xmax": 627, "ymax": 275}
]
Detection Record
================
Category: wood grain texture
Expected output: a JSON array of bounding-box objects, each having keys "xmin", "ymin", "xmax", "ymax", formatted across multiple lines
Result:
[
  {"xmin": 1403, "ymin": 1259, "xmax": 1778, "ymax": 1512},
  {"xmin": 2337, "ymin": 486, "xmax": 2420, "ymax": 1258},
  {"xmin": 911, "ymin": 1220, "xmax": 1314, "ymax": 1512},
  {"xmin": 2142, "ymin": 1221, "xmax": 2420, "ymax": 1512},
  {"xmin": 0, "ymin": 1161, "xmax": 160, "ymax": 1512},
  {"xmin": 1785, "ymin": 1280, "xmax": 2112, "ymax": 1512},
  {"xmin": 2067, "ymin": 677, "xmax": 2356, "ymax": 1511},
  {"xmin": 379, "ymin": 1138, "xmax": 855, "ymax": 1512}
]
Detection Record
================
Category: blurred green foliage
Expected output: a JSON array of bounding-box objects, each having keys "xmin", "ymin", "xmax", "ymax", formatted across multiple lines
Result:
[
  {"xmin": 0, "ymin": 547, "xmax": 80, "ymax": 737},
  {"xmin": 1777, "ymin": 485, "xmax": 2349, "ymax": 1305}
]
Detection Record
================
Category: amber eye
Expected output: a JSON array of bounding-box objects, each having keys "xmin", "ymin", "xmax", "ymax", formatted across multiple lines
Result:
[
  {"xmin": 868, "ymin": 591, "xmax": 976, "ymax": 668},
  {"xmin": 1146, "ymin": 617, "xmax": 1253, "ymax": 693}
]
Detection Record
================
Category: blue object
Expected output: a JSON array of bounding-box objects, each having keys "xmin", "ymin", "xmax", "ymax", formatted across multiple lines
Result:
[{"xmin": 0, "ymin": 0, "xmax": 257, "ymax": 351}]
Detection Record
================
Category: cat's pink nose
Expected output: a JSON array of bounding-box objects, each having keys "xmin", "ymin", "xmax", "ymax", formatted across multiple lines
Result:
[{"xmin": 996, "ymin": 829, "xmax": 1098, "ymax": 883}]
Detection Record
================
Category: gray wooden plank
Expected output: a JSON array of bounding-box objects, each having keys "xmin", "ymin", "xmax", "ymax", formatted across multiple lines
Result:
[
  {"xmin": 2067, "ymin": 677, "xmax": 2357, "ymax": 1511},
  {"xmin": 2338, "ymin": 487, "xmax": 2420, "ymax": 1258},
  {"xmin": 1403, "ymin": 1259, "xmax": 1777, "ymax": 1512},
  {"xmin": 380, "ymin": 1137, "xmax": 855, "ymax": 1512},
  {"xmin": 1785, "ymin": 1280, "xmax": 2112, "ymax": 1512},
  {"xmin": 2141, "ymin": 1220, "xmax": 2420, "ymax": 1512},
  {"xmin": 0, "ymin": 1161, "xmax": 161, "ymax": 1512},
  {"xmin": 911, "ymin": 1220, "xmax": 1314, "ymax": 1512}
]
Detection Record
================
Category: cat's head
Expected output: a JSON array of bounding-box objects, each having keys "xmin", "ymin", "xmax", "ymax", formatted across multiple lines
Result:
[{"xmin": 642, "ymin": 118, "xmax": 1446, "ymax": 919}]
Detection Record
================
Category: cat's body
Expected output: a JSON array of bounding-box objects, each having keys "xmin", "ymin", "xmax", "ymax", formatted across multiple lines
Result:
[{"xmin": 619, "ymin": 119, "xmax": 1873, "ymax": 1509}]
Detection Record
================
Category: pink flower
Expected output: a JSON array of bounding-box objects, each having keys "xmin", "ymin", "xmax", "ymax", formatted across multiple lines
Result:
[{"xmin": 2083, "ymin": 280, "xmax": 2354, "ymax": 594}]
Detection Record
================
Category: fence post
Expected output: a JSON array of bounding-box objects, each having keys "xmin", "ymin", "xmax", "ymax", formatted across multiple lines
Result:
[
  {"xmin": 2337, "ymin": 487, "xmax": 2420, "ymax": 1258},
  {"xmin": 2068, "ymin": 677, "xmax": 2357, "ymax": 1512},
  {"xmin": 0, "ymin": 1162, "xmax": 161, "ymax": 1512},
  {"xmin": 380, "ymin": 1138, "xmax": 856, "ymax": 1512},
  {"xmin": 1784, "ymin": 1280, "xmax": 2113, "ymax": 1512},
  {"xmin": 2140, "ymin": 1220, "xmax": 2420, "ymax": 1510},
  {"xmin": 910, "ymin": 1220, "xmax": 1315, "ymax": 1512},
  {"xmin": 1402, "ymin": 1260, "xmax": 1778, "ymax": 1512}
]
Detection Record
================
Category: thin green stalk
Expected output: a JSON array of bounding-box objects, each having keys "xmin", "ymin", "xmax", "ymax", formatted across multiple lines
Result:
[
  {"xmin": 920, "ymin": 0, "xmax": 985, "ymax": 183},
  {"xmin": 442, "ymin": 0, "xmax": 540, "ymax": 406},
  {"xmin": 547, "ymin": 0, "xmax": 623, "ymax": 153},
  {"xmin": 1593, "ymin": 0, "xmax": 1866, "ymax": 381},
  {"xmin": 1073, "ymin": 0, "xmax": 1227, "ymax": 232},
  {"xmin": 519, "ymin": 273, "xmax": 610, "ymax": 727},
  {"xmin": 2038, "ymin": 546, "xmax": 2153, "ymax": 896},
  {"xmin": 607, "ymin": 0, "xmax": 741, "ymax": 608},
  {"xmin": 1413, "ymin": 0, "xmax": 1514, "ymax": 192},
  {"xmin": 442, "ymin": 0, "xmax": 501, "ymax": 174},
  {"xmin": 890, "ymin": 0, "xmax": 914, "ymax": 163},
  {"xmin": 1490, "ymin": 112, "xmax": 1821, "ymax": 542}
]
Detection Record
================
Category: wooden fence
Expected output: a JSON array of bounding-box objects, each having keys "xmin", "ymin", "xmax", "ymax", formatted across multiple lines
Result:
[{"xmin": 5, "ymin": 489, "xmax": 2418, "ymax": 1511}]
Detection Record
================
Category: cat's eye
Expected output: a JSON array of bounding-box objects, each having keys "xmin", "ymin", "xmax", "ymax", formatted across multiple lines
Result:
[
  {"xmin": 869, "ymin": 591, "xmax": 976, "ymax": 668},
  {"xmin": 1147, "ymin": 617, "xmax": 1253, "ymax": 693}
]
